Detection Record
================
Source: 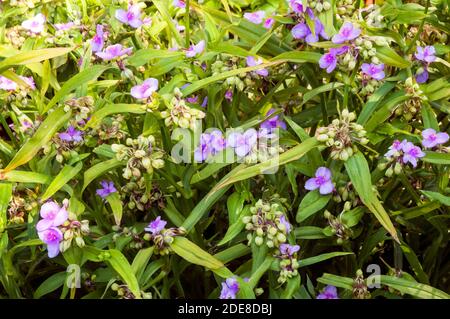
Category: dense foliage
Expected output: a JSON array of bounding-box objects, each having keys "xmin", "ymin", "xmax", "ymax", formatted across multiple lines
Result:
[{"xmin": 0, "ymin": 0, "xmax": 449, "ymax": 299}]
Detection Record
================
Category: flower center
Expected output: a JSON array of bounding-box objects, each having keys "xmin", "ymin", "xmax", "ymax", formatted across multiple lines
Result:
[{"xmin": 316, "ymin": 176, "xmax": 326, "ymax": 185}]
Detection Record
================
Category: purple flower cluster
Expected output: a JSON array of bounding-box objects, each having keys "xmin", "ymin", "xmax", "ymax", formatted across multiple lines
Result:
[
  {"xmin": 317, "ymin": 285, "xmax": 339, "ymax": 299},
  {"xmin": 96, "ymin": 180, "xmax": 117, "ymax": 199},
  {"xmin": 384, "ymin": 140, "xmax": 425, "ymax": 168},
  {"xmin": 305, "ymin": 167, "xmax": 335, "ymax": 195},
  {"xmin": 414, "ymin": 46, "xmax": 436, "ymax": 83},
  {"xmin": 421, "ymin": 128, "xmax": 449, "ymax": 149},
  {"xmin": 219, "ymin": 277, "xmax": 240, "ymax": 299},
  {"xmin": 36, "ymin": 201, "xmax": 68, "ymax": 258},
  {"xmin": 194, "ymin": 130, "xmax": 227, "ymax": 162}
]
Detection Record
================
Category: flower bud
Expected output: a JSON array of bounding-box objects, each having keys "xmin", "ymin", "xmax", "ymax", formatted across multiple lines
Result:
[{"xmin": 255, "ymin": 236, "xmax": 264, "ymax": 246}]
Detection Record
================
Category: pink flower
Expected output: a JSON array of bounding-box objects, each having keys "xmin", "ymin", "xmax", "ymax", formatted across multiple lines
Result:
[
  {"xmin": 36, "ymin": 201, "xmax": 68, "ymax": 232},
  {"xmin": 415, "ymin": 46, "xmax": 436, "ymax": 63},
  {"xmin": 243, "ymin": 11, "xmax": 265, "ymax": 24},
  {"xmin": 332, "ymin": 22, "xmax": 361, "ymax": 44},
  {"xmin": 38, "ymin": 227, "xmax": 63, "ymax": 258},
  {"xmin": 263, "ymin": 17, "xmax": 275, "ymax": 29},
  {"xmin": 185, "ymin": 40, "xmax": 205, "ymax": 58},
  {"xmin": 401, "ymin": 142, "xmax": 425, "ymax": 168},
  {"xmin": 22, "ymin": 13, "xmax": 46, "ymax": 34},
  {"xmin": 0, "ymin": 76, "xmax": 18, "ymax": 91},
  {"xmin": 305, "ymin": 167, "xmax": 334, "ymax": 195},
  {"xmin": 319, "ymin": 52, "xmax": 338, "ymax": 73},
  {"xmin": 246, "ymin": 56, "xmax": 268, "ymax": 77},
  {"xmin": 173, "ymin": 0, "xmax": 186, "ymax": 8},
  {"xmin": 54, "ymin": 22, "xmax": 75, "ymax": 31},
  {"xmin": 95, "ymin": 44, "xmax": 132, "ymax": 61},
  {"xmin": 227, "ymin": 129, "xmax": 258, "ymax": 157},
  {"xmin": 130, "ymin": 78, "xmax": 159, "ymax": 99},
  {"xmin": 421, "ymin": 128, "xmax": 449, "ymax": 149},
  {"xmin": 384, "ymin": 139, "xmax": 406, "ymax": 158},
  {"xmin": 361, "ymin": 63, "xmax": 385, "ymax": 80},
  {"xmin": 91, "ymin": 24, "xmax": 104, "ymax": 53},
  {"xmin": 115, "ymin": 4, "xmax": 143, "ymax": 28}
]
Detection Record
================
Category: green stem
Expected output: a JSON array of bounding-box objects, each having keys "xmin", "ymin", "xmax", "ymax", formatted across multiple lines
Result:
[{"xmin": 185, "ymin": 0, "xmax": 190, "ymax": 48}]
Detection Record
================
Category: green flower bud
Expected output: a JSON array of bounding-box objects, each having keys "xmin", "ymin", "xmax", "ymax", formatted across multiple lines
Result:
[
  {"xmin": 256, "ymin": 228, "xmax": 264, "ymax": 237},
  {"xmin": 394, "ymin": 162, "xmax": 402, "ymax": 175},
  {"xmin": 255, "ymin": 236, "xmax": 264, "ymax": 246}
]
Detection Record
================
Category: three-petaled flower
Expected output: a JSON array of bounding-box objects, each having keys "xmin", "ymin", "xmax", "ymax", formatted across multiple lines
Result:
[
  {"xmin": 305, "ymin": 167, "xmax": 334, "ymax": 195},
  {"xmin": 332, "ymin": 22, "xmax": 361, "ymax": 44},
  {"xmin": 131, "ymin": 78, "xmax": 159, "ymax": 99},
  {"xmin": 22, "ymin": 13, "xmax": 46, "ymax": 34},
  {"xmin": 219, "ymin": 277, "xmax": 240, "ymax": 299},
  {"xmin": 227, "ymin": 129, "xmax": 258, "ymax": 157},
  {"xmin": 145, "ymin": 216, "xmax": 167, "ymax": 235},
  {"xmin": 421, "ymin": 128, "xmax": 449, "ymax": 149},
  {"xmin": 96, "ymin": 181, "xmax": 117, "ymax": 199}
]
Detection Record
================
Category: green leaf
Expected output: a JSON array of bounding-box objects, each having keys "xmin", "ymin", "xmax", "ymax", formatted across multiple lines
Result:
[
  {"xmin": 0, "ymin": 183, "xmax": 12, "ymax": 233},
  {"xmin": 106, "ymin": 249, "xmax": 141, "ymax": 299},
  {"xmin": 1, "ymin": 106, "xmax": 71, "ymax": 172},
  {"xmin": 131, "ymin": 247, "xmax": 154, "ymax": 284},
  {"xmin": 128, "ymin": 49, "xmax": 183, "ymax": 67},
  {"xmin": 420, "ymin": 190, "xmax": 450, "ymax": 206},
  {"xmin": 380, "ymin": 275, "xmax": 449, "ymax": 299},
  {"xmin": 302, "ymin": 82, "xmax": 344, "ymax": 104},
  {"xmin": 106, "ymin": 192, "xmax": 123, "ymax": 226},
  {"xmin": 345, "ymin": 152, "xmax": 399, "ymax": 242},
  {"xmin": 422, "ymin": 151, "xmax": 450, "ymax": 165},
  {"xmin": 41, "ymin": 162, "xmax": 83, "ymax": 201},
  {"xmin": 375, "ymin": 46, "xmax": 410, "ymax": 69},
  {"xmin": 248, "ymin": 257, "xmax": 273, "ymax": 289},
  {"xmin": 298, "ymin": 252, "xmax": 353, "ymax": 268},
  {"xmin": 294, "ymin": 226, "xmax": 328, "ymax": 239},
  {"xmin": 84, "ymin": 104, "xmax": 147, "ymax": 129},
  {"xmin": 218, "ymin": 206, "xmax": 251, "ymax": 246},
  {"xmin": 43, "ymin": 66, "xmax": 110, "ymax": 113},
  {"xmin": 82, "ymin": 159, "xmax": 123, "ymax": 192},
  {"xmin": 296, "ymin": 191, "xmax": 331, "ymax": 223},
  {"xmin": 271, "ymin": 51, "xmax": 322, "ymax": 64},
  {"xmin": 33, "ymin": 272, "xmax": 67, "ymax": 299},
  {"xmin": 317, "ymin": 273, "xmax": 354, "ymax": 290}
]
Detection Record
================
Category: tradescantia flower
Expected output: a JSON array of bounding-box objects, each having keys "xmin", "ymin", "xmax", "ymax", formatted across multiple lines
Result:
[
  {"xmin": 185, "ymin": 40, "xmax": 205, "ymax": 58},
  {"xmin": 246, "ymin": 56, "xmax": 268, "ymax": 77},
  {"xmin": 96, "ymin": 44, "xmax": 132, "ymax": 61},
  {"xmin": 173, "ymin": 0, "xmax": 186, "ymax": 8},
  {"xmin": 91, "ymin": 24, "xmax": 104, "ymax": 53},
  {"xmin": 305, "ymin": 167, "xmax": 334, "ymax": 195},
  {"xmin": 243, "ymin": 11, "xmax": 265, "ymax": 24},
  {"xmin": 194, "ymin": 130, "xmax": 226, "ymax": 162},
  {"xmin": 36, "ymin": 201, "xmax": 68, "ymax": 232},
  {"xmin": 415, "ymin": 46, "xmax": 436, "ymax": 63},
  {"xmin": 402, "ymin": 142, "xmax": 425, "ymax": 168},
  {"xmin": 54, "ymin": 22, "xmax": 75, "ymax": 31},
  {"xmin": 317, "ymin": 285, "xmax": 339, "ymax": 299},
  {"xmin": 38, "ymin": 227, "xmax": 63, "ymax": 258},
  {"xmin": 225, "ymin": 89, "xmax": 233, "ymax": 101},
  {"xmin": 261, "ymin": 109, "xmax": 287, "ymax": 131},
  {"xmin": 0, "ymin": 75, "xmax": 35, "ymax": 91},
  {"xmin": 131, "ymin": 78, "xmax": 159, "ymax": 99},
  {"xmin": 145, "ymin": 216, "xmax": 167, "ymax": 235},
  {"xmin": 59, "ymin": 126, "xmax": 83, "ymax": 142},
  {"xmin": 115, "ymin": 4, "xmax": 143, "ymax": 28},
  {"xmin": 384, "ymin": 139, "xmax": 406, "ymax": 158},
  {"xmin": 263, "ymin": 17, "xmax": 275, "ymax": 29},
  {"xmin": 319, "ymin": 46, "xmax": 349, "ymax": 73},
  {"xmin": 219, "ymin": 278, "xmax": 239, "ymax": 299},
  {"xmin": 22, "ymin": 13, "xmax": 46, "ymax": 34},
  {"xmin": 96, "ymin": 181, "xmax": 117, "ymax": 199},
  {"xmin": 421, "ymin": 128, "xmax": 449, "ymax": 149},
  {"xmin": 227, "ymin": 129, "xmax": 258, "ymax": 157},
  {"xmin": 415, "ymin": 68, "xmax": 429, "ymax": 84},
  {"xmin": 332, "ymin": 22, "xmax": 361, "ymax": 44},
  {"xmin": 279, "ymin": 243, "xmax": 300, "ymax": 257},
  {"xmin": 292, "ymin": 18, "xmax": 328, "ymax": 43},
  {"xmin": 361, "ymin": 63, "xmax": 385, "ymax": 80},
  {"xmin": 289, "ymin": 0, "xmax": 307, "ymax": 14}
]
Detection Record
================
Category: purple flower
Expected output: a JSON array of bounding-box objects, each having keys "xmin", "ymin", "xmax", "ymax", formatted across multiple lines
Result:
[
  {"xmin": 220, "ymin": 278, "xmax": 239, "ymax": 299},
  {"xmin": 415, "ymin": 46, "xmax": 436, "ymax": 63},
  {"xmin": 185, "ymin": 40, "xmax": 205, "ymax": 58},
  {"xmin": 261, "ymin": 108, "xmax": 287, "ymax": 131},
  {"xmin": 115, "ymin": 4, "xmax": 143, "ymax": 28},
  {"xmin": 305, "ymin": 167, "xmax": 334, "ymax": 195},
  {"xmin": 22, "ymin": 13, "xmax": 46, "ymax": 34},
  {"xmin": 227, "ymin": 129, "xmax": 258, "ymax": 157},
  {"xmin": 243, "ymin": 11, "xmax": 265, "ymax": 24},
  {"xmin": 0, "ymin": 76, "xmax": 17, "ymax": 91},
  {"xmin": 402, "ymin": 142, "xmax": 425, "ymax": 168},
  {"xmin": 279, "ymin": 215, "xmax": 292, "ymax": 234},
  {"xmin": 292, "ymin": 23, "xmax": 310, "ymax": 40},
  {"xmin": 263, "ymin": 17, "xmax": 275, "ymax": 29},
  {"xmin": 319, "ymin": 52, "xmax": 338, "ymax": 73},
  {"xmin": 145, "ymin": 216, "xmax": 167, "ymax": 235},
  {"xmin": 173, "ymin": 0, "xmax": 186, "ymax": 8},
  {"xmin": 201, "ymin": 96, "xmax": 208, "ymax": 108},
  {"xmin": 96, "ymin": 181, "xmax": 117, "ymax": 199},
  {"xmin": 131, "ymin": 78, "xmax": 159, "ymax": 99},
  {"xmin": 317, "ymin": 285, "xmax": 339, "ymax": 299},
  {"xmin": 421, "ymin": 128, "xmax": 449, "ymax": 149},
  {"xmin": 246, "ymin": 56, "xmax": 268, "ymax": 77},
  {"xmin": 96, "ymin": 44, "xmax": 132, "ymax": 61},
  {"xmin": 384, "ymin": 139, "xmax": 406, "ymax": 158},
  {"xmin": 38, "ymin": 227, "xmax": 63, "ymax": 258},
  {"xmin": 194, "ymin": 133, "xmax": 213, "ymax": 162},
  {"xmin": 36, "ymin": 201, "xmax": 68, "ymax": 233},
  {"xmin": 54, "ymin": 22, "xmax": 75, "ymax": 31},
  {"xmin": 186, "ymin": 96, "xmax": 199, "ymax": 104},
  {"xmin": 292, "ymin": 18, "xmax": 328, "ymax": 43},
  {"xmin": 332, "ymin": 22, "xmax": 361, "ymax": 44},
  {"xmin": 361, "ymin": 63, "xmax": 385, "ymax": 80},
  {"xmin": 210, "ymin": 130, "xmax": 227, "ymax": 153},
  {"xmin": 91, "ymin": 24, "xmax": 104, "ymax": 53},
  {"xmin": 290, "ymin": 0, "xmax": 307, "ymax": 14},
  {"xmin": 279, "ymin": 243, "xmax": 300, "ymax": 257},
  {"xmin": 415, "ymin": 68, "xmax": 429, "ymax": 83},
  {"xmin": 59, "ymin": 126, "xmax": 83, "ymax": 142},
  {"xmin": 20, "ymin": 76, "xmax": 36, "ymax": 90},
  {"xmin": 225, "ymin": 89, "xmax": 233, "ymax": 102}
]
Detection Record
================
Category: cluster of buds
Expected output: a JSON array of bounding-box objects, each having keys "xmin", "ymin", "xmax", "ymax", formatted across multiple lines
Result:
[
  {"xmin": 408, "ymin": 24, "xmax": 448, "ymax": 45},
  {"xmin": 112, "ymin": 225, "xmax": 145, "ymax": 249},
  {"xmin": 276, "ymin": 244, "xmax": 300, "ymax": 284},
  {"xmin": 333, "ymin": 183, "xmax": 359, "ymax": 209},
  {"xmin": 316, "ymin": 109, "xmax": 368, "ymax": 161},
  {"xmin": 306, "ymin": 0, "xmax": 332, "ymax": 13},
  {"xmin": 121, "ymin": 181, "xmax": 163, "ymax": 211},
  {"xmin": 160, "ymin": 88, "xmax": 205, "ymax": 130},
  {"xmin": 94, "ymin": 115, "xmax": 127, "ymax": 142},
  {"xmin": 359, "ymin": 6, "xmax": 385, "ymax": 28},
  {"xmin": 4, "ymin": 26, "xmax": 26, "ymax": 48},
  {"xmin": 63, "ymin": 96, "xmax": 94, "ymax": 124},
  {"xmin": 111, "ymin": 283, "xmax": 152, "ymax": 299},
  {"xmin": 7, "ymin": 0, "xmax": 40, "ymax": 8},
  {"xmin": 394, "ymin": 77, "xmax": 427, "ymax": 121},
  {"xmin": 7, "ymin": 189, "xmax": 39, "ymax": 224},
  {"xmin": 323, "ymin": 211, "xmax": 352, "ymax": 244},
  {"xmin": 211, "ymin": 57, "xmax": 245, "ymax": 91},
  {"xmin": 353, "ymin": 269, "xmax": 371, "ymax": 299},
  {"xmin": 143, "ymin": 216, "xmax": 186, "ymax": 255},
  {"xmin": 242, "ymin": 199, "xmax": 292, "ymax": 249},
  {"xmin": 336, "ymin": 0, "xmax": 357, "ymax": 20},
  {"xmin": 112, "ymin": 135, "xmax": 164, "ymax": 180},
  {"xmin": 59, "ymin": 212, "xmax": 90, "ymax": 252}
]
